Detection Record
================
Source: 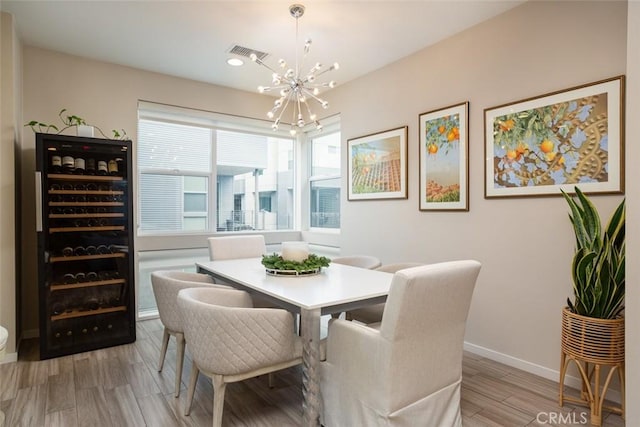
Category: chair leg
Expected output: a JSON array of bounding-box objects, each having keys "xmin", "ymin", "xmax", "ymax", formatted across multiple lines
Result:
[
  {"xmin": 268, "ymin": 373, "xmax": 274, "ymax": 388},
  {"xmin": 212, "ymin": 375, "xmax": 227, "ymax": 427},
  {"xmin": 175, "ymin": 332, "xmax": 185, "ymax": 398},
  {"xmin": 185, "ymin": 362, "xmax": 199, "ymax": 416},
  {"xmin": 158, "ymin": 327, "xmax": 170, "ymax": 372}
]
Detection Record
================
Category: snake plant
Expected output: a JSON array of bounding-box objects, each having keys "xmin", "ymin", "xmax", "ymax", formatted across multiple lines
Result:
[{"xmin": 561, "ymin": 187, "xmax": 625, "ymax": 319}]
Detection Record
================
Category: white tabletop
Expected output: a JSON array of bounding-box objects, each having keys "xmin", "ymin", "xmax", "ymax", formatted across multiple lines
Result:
[{"xmin": 196, "ymin": 258, "xmax": 394, "ymax": 312}]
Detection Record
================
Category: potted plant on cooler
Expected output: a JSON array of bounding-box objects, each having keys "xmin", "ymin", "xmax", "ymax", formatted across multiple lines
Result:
[
  {"xmin": 25, "ymin": 108, "xmax": 127, "ymax": 140},
  {"xmin": 558, "ymin": 186, "xmax": 625, "ymax": 426}
]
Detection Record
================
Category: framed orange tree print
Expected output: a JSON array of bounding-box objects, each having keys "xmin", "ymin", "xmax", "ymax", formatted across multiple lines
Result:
[
  {"xmin": 484, "ymin": 76, "xmax": 625, "ymax": 198},
  {"xmin": 347, "ymin": 126, "xmax": 408, "ymax": 201},
  {"xmin": 419, "ymin": 102, "xmax": 469, "ymax": 211}
]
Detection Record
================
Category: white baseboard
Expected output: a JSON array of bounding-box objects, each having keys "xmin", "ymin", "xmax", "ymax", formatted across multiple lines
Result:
[
  {"xmin": 463, "ymin": 341, "xmax": 621, "ymax": 404},
  {"xmin": 0, "ymin": 352, "xmax": 17, "ymax": 364}
]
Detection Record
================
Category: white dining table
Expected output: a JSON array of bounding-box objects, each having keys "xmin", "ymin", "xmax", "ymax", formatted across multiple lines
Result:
[{"xmin": 195, "ymin": 257, "xmax": 394, "ymax": 427}]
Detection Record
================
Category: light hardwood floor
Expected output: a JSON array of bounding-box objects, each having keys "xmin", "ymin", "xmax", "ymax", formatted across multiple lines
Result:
[{"xmin": 0, "ymin": 318, "xmax": 625, "ymax": 426}]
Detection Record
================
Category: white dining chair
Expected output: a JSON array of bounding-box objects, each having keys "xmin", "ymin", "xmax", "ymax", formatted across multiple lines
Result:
[
  {"xmin": 330, "ymin": 255, "xmax": 383, "ymax": 319},
  {"xmin": 346, "ymin": 262, "xmax": 425, "ymax": 324},
  {"xmin": 207, "ymin": 235, "xmax": 266, "ymax": 260},
  {"xmin": 178, "ymin": 286, "xmax": 302, "ymax": 427},
  {"xmin": 320, "ymin": 260, "xmax": 481, "ymax": 426},
  {"xmin": 150, "ymin": 270, "xmax": 232, "ymax": 397},
  {"xmin": 331, "ymin": 255, "xmax": 382, "ymax": 270}
]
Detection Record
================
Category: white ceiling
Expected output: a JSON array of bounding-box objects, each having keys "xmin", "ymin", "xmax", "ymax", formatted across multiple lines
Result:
[{"xmin": 1, "ymin": 1, "xmax": 524, "ymax": 94}]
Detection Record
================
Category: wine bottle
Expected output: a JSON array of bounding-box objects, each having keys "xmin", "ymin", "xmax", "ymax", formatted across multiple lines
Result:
[
  {"xmin": 62, "ymin": 156, "xmax": 75, "ymax": 174},
  {"xmin": 74, "ymin": 157, "xmax": 86, "ymax": 175},
  {"xmin": 84, "ymin": 297, "xmax": 99, "ymax": 311},
  {"xmin": 97, "ymin": 160, "xmax": 108, "ymax": 176},
  {"xmin": 108, "ymin": 159, "xmax": 118, "ymax": 176},
  {"xmin": 51, "ymin": 301, "xmax": 66, "ymax": 316},
  {"xmin": 86, "ymin": 158, "xmax": 96, "ymax": 175},
  {"xmin": 50, "ymin": 155, "xmax": 62, "ymax": 174}
]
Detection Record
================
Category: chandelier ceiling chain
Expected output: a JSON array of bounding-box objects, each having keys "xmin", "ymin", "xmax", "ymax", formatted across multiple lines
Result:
[{"xmin": 250, "ymin": 3, "xmax": 339, "ymax": 135}]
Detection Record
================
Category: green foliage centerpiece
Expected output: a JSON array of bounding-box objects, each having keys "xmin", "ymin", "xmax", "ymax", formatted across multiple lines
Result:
[{"xmin": 261, "ymin": 253, "xmax": 331, "ymax": 276}]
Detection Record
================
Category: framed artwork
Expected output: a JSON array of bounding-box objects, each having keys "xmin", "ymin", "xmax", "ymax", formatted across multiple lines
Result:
[
  {"xmin": 418, "ymin": 102, "xmax": 469, "ymax": 211},
  {"xmin": 347, "ymin": 126, "xmax": 408, "ymax": 200},
  {"xmin": 484, "ymin": 76, "xmax": 625, "ymax": 198}
]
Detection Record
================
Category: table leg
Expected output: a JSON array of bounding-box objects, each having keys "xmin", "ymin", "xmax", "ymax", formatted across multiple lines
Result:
[{"xmin": 300, "ymin": 307, "xmax": 321, "ymax": 427}]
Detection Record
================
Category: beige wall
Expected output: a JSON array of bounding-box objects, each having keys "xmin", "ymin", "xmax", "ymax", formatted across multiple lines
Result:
[
  {"xmin": 625, "ymin": 1, "xmax": 639, "ymax": 422},
  {"xmin": 332, "ymin": 0, "xmax": 628, "ymax": 383},
  {"xmin": 20, "ymin": 48, "xmax": 274, "ymax": 333},
  {"xmin": 0, "ymin": 11, "xmax": 20, "ymax": 359}
]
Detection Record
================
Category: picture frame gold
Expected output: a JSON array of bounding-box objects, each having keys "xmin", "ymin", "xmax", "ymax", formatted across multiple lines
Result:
[
  {"xmin": 484, "ymin": 76, "xmax": 625, "ymax": 198},
  {"xmin": 347, "ymin": 126, "xmax": 408, "ymax": 201},
  {"xmin": 418, "ymin": 102, "xmax": 469, "ymax": 211}
]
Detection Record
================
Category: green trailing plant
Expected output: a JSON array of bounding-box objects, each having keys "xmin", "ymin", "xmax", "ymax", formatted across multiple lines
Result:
[
  {"xmin": 261, "ymin": 253, "xmax": 331, "ymax": 272},
  {"xmin": 561, "ymin": 186, "xmax": 625, "ymax": 319},
  {"xmin": 25, "ymin": 108, "xmax": 128, "ymax": 140}
]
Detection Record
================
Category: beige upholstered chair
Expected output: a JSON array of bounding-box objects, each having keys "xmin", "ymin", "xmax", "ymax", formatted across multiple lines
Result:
[
  {"xmin": 150, "ymin": 270, "xmax": 231, "ymax": 397},
  {"xmin": 207, "ymin": 235, "xmax": 266, "ymax": 260},
  {"xmin": 346, "ymin": 262, "xmax": 425, "ymax": 324},
  {"xmin": 320, "ymin": 260, "xmax": 481, "ymax": 426},
  {"xmin": 177, "ymin": 287, "xmax": 302, "ymax": 427},
  {"xmin": 330, "ymin": 255, "xmax": 383, "ymax": 319},
  {"xmin": 208, "ymin": 234, "xmax": 283, "ymax": 311},
  {"xmin": 331, "ymin": 255, "xmax": 382, "ymax": 270}
]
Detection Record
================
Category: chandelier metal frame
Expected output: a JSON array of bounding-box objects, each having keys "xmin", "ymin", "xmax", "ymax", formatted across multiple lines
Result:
[{"xmin": 250, "ymin": 4, "xmax": 338, "ymax": 135}]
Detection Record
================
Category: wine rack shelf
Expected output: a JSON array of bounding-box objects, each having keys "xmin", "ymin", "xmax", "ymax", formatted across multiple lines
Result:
[
  {"xmin": 50, "ymin": 253, "xmax": 126, "ymax": 263},
  {"xmin": 48, "ymin": 174, "xmax": 123, "ymax": 182},
  {"xmin": 51, "ymin": 279, "xmax": 126, "ymax": 291},
  {"xmin": 49, "ymin": 225, "xmax": 125, "ymax": 233},
  {"xmin": 51, "ymin": 305, "xmax": 127, "ymax": 321}
]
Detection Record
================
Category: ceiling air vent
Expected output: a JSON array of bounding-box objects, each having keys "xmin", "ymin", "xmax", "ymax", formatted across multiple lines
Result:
[{"xmin": 227, "ymin": 45, "xmax": 269, "ymax": 61}]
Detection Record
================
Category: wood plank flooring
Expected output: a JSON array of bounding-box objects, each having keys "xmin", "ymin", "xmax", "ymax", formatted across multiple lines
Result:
[{"xmin": 0, "ymin": 318, "xmax": 625, "ymax": 426}]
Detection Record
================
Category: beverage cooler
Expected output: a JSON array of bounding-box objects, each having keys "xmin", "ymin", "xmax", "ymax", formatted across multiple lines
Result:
[{"xmin": 36, "ymin": 133, "xmax": 135, "ymax": 359}]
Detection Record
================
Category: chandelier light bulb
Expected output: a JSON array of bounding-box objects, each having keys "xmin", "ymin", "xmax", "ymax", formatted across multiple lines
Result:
[{"xmin": 249, "ymin": 3, "xmax": 339, "ymax": 133}]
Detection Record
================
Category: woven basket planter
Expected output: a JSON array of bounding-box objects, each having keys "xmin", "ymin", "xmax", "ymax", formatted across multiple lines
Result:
[
  {"xmin": 559, "ymin": 307, "xmax": 625, "ymax": 426},
  {"xmin": 561, "ymin": 307, "xmax": 624, "ymax": 364}
]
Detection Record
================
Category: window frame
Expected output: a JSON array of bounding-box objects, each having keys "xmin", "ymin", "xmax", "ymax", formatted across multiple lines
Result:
[
  {"xmin": 306, "ymin": 117, "xmax": 341, "ymax": 233},
  {"xmin": 136, "ymin": 101, "xmax": 298, "ymax": 249}
]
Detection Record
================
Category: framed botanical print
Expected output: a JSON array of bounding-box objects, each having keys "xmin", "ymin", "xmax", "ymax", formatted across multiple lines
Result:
[{"xmin": 419, "ymin": 102, "xmax": 469, "ymax": 211}]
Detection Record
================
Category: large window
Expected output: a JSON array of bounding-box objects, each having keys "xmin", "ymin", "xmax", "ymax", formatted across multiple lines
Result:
[
  {"xmin": 137, "ymin": 106, "xmax": 295, "ymax": 234},
  {"xmin": 309, "ymin": 130, "xmax": 341, "ymax": 229}
]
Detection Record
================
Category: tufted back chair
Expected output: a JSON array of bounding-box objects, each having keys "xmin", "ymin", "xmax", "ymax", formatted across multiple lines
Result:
[
  {"xmin": 150, "ymin": 270, "xmax": 231, "ymax": 397},
  {"xmin": 177, "ymin": 286, "xmax": 302, "ymax": 427}
]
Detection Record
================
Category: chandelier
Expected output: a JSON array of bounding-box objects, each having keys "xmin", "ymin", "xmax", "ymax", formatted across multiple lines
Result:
[{"xmin": 250, "ymin": 4, "xmax": 339, "ymax": 135}]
